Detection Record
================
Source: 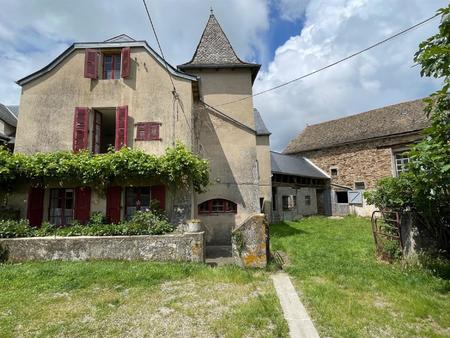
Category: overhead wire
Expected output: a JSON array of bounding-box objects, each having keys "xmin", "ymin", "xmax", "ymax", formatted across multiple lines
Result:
[
  {"xmin": 142, "ymin": 0, "xmax": 192, "ymax": 132},
  {"xmin": 213, "ymin": 12, "xmax": 440, "ymax": 108}
]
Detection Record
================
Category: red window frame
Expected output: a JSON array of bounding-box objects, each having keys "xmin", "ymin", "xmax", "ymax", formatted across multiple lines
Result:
[
  {"xmin": 48, "ymin": 188, "xmax": 75, "ymax": 226},
  {"xmin": 92, "ymin": 110, "xmax": 102, "ymax": 154},
  {"xmin": 102, "ymin": 53, "xmax": 121, "ymax": 79},
  {"xmin": 198, "ymin": 199, "xmax": 237, "ymax": 214},
  {"xmin": 135, "ymin": 122, "xmax": 161, "ymax": 141}
]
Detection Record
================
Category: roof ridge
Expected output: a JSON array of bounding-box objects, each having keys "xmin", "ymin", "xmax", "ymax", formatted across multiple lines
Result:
[{"xmin": 304, "ymin": 98, "xmax": 426, "ymax": 129}]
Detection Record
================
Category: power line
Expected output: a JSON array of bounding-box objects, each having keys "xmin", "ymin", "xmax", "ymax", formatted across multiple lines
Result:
[
  {"xmin": 215, "ymin": 12, "xmax": 440, "ymax": 108},
  {"xmin": 142, "ymin": 0, "xmax": 192, "ymax": 131},
  {"xmin": 142, "ymin": 0, "xmax": 176, "ymax": 91}
]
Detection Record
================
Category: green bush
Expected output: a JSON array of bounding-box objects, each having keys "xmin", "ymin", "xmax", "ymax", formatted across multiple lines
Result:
[
  {"xmin": 0, "ymin": 142, "xmax": 210, "ymax": 193},
  {"xmin": 0, "ymin": 211, "xmax": 174, "ymax": 238}
]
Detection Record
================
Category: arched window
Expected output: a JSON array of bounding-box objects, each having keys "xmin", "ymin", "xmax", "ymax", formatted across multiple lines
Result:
[{"xmin": 199, "ymin": 199, "xmax": 237, "ymax": 214}]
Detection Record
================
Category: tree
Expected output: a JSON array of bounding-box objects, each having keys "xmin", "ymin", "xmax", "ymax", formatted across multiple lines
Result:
[{"xmin": 367, "ymin": 5, "xmax": 450, "ymax": 253}]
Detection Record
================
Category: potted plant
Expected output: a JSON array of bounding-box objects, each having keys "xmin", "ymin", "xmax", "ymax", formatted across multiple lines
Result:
[{"xmin": 187, "ymin": 219, "xmax": 202, "ymax": 232}]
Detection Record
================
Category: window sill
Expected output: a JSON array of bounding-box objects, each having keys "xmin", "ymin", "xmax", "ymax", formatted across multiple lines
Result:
[{"xmin": 134, "ymin": 138, "xmax": 162, "ymax": 142}]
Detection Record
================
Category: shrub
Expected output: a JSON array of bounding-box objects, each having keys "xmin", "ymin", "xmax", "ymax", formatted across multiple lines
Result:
[
  {"xmin": 0, "ymin": 219, "xmax": 34, "ymax": 238},
  {"xmin": 88, "ymin": 212, "xmax": 106, "ymax": 226},
  {"xmin": 0, "ymin": 211, "xmax": 174, "ymax": 238}
]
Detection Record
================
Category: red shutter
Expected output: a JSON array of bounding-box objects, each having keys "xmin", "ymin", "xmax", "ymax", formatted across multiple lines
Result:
[
  {"xmin": 74, "ymin": 187, "xmax": 91, "ymax": 224},
  {"xmin": 151, "ymin": 185, "xmax": 166, "ymax": 210},
  {"xmin": 115, "ymin": 106, "xmax": 128, "ymax": 150},
  {"xmin": 84, "ymin": 49, "xmax": 98, "ymax": 79},
  {"xmin": 121, "ymin": 47, "xmax": 131, "ymax": 78},
  {"xmin": 106, "ymin": 186, "xmax": 122, "ymax": 223},
  {"xmin": 148, "ymin": 123, "xmax": 160, "ymax": 140},
  {"xmin": 27, "ymin": 187, "xmax": 45, "ymax": 227},
  {"xmin": 73, "ymin": 107, "xmax": 89, "ymax": 152}
]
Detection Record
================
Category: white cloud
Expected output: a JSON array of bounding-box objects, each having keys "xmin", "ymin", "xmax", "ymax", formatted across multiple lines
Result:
[
  {"xmin": 254, "ymin": 0, "xmax": 447, "ymax": 151},
  {"xmin": 275, "ymin": 0, "xmax": 311, "ymax": 21},
  {"xmin": 0, "ymin": 0, "xmax": 446, "ymax": 153},
  {"xmin": 0, "ymin": 0, "xmax": 269, "ymax": 104}
]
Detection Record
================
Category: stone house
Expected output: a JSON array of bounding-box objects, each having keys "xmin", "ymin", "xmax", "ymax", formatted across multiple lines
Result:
[
  {"xmin": 284, "ymin": 99, "xmax": 429, "ymax": 216},
  {"xmin": 8, "ymin": 13, "xmax": 272, "ymax": 246},
  {"xmin": 0, "ymin": 104, "xmax": 19, "ymax": 150}
]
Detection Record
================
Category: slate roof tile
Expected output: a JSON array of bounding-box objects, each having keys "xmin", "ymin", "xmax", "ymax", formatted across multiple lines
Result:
[{"xmin": 284, "ymin": 99, "xmax": 429, "ymax": 154}]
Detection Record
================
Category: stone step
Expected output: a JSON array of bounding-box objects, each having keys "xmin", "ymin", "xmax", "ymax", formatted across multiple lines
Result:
[{"xmin": 205, "ymin": 245, "xmax": 234, "ymax": 267}]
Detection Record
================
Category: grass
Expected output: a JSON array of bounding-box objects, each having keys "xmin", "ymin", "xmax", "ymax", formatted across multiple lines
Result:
[
  {"xmin": 270, "ymin": 216, "xmax": 450, "ymax": 338},
  {"xmin": 0, "ymin": 261, "xmax": 288, "ymax": 337}
]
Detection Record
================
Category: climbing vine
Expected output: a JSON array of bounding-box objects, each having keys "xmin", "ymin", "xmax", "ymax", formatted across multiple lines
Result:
[{"xmin": 0, "ymin": 143, "xmax": 210, "ymax": 192}]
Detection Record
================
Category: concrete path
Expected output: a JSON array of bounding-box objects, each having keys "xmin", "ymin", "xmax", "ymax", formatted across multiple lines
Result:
[{"xmin": 271, "ymin": 273, "xmax": 320, "ymax": 338}]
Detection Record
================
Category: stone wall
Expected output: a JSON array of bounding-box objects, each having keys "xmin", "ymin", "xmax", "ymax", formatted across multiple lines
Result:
[
  {"xmin": 0, "ymin": 232, "xmax": 205, "ymax": 263},
  {"xmin": 298, "ymin": 133, "xmax": 422, "ymax": 189},
  {"xmin": 232, "ymin": 214, "xmax": 268, "ymax": 268}
]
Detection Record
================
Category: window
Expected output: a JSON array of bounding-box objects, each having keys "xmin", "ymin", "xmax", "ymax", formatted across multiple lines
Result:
[
  {"xmin": 198, "ymin": 199, "xmax": 237, "ymax": 214},
  {"xmin": 259, "ymin": 198, "xmax": 264, "ymax": 213},
  {"xmin": 135, "ymin": 122, "xmax": 161, "ymax": 141},
  {"xmin": 282, "ymin": 195, "xmax": 296, "ymax": 211},
  {"xmin": 49, "ymin": 189, "xmax": 74, "ymax": 226},
  {"xmin": 305, "ymin": 195, "xmax": 311, "ymax": 206},
  {"xmin": 336, "ymin": 191, "xmax": 348, "ymax": 204},
  {"xmin": 354, "ymin": 181, "xmax": 365, "ymax": 190},
  {"xmin": 92, "ymin": 110, "xmax": 102, "ymax": 154},
  {"xmin": 330, "ymin": 168, "xmax": 338, "ymax": 177},
  {"xmin": 394, "ymin": 152, "xmax": 409, "ymax": 176},
  {"xmin": 103, "ymin": 54, "xmax": 121, "ymax": 79},
  {"xmin": 125, "ymin": 187, "xmax": 151, "ymax": 219}
]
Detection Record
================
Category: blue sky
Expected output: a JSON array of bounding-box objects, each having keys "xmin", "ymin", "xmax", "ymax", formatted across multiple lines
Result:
[{"xmin": 0, "ymin": 0, "xmax": 447, "ymax": 150}]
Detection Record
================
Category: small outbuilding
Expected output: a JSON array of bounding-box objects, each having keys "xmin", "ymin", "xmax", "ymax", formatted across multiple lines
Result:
[{"xmin": 270, "ymin": 151, "xmax": 330, "ymax": 222}]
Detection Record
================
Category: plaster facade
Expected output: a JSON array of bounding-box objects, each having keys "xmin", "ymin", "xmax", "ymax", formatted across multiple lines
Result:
[{"xmin": 10, "ymin": 24, "xmax": 271, "ymax": 246}]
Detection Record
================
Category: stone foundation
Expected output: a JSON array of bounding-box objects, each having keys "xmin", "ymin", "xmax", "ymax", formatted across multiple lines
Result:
[{"xmin": 0, "ymin": 232, "xmax": 205, "ymax": 263}]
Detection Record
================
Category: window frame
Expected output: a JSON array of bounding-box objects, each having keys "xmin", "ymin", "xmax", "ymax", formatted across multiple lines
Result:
[
  {"xmin": 335, "ymin": 191, "xmax": 349, "ymax": 204},
  {"xmin": 102, "ymin": 53, "xmax": 121, "ymax": 80},
  {"xmin": 330, "ymin": 167, "xmax": 338, "ymax": 177},
  {"xmin": 124, "ymin": 186, "xmax": 151, "ymax": 219},
  {"xmin": 282, "ymin": 195, "xmax": 297, "ymax": 211},
  {"xmin": 305, "ymin": 195, "xmax": 311, "ymax": 206},
  {"xmin": 198, "ymin": 199, "xmax": 237, "ymax": 214},
  {"xmin": 394, "ymin": 152, "xmax": 410, "ymax": 176},
  {"xmin": 48, "ymin": 188, "xmax": 75, "ymax": 226},
  {"xmin": 92, "ymin": 110, "xmax": 102, "ymax": 154},
  {"xmin": 354, "ymin": 181, "xmax": 366, "ymax": 190}
]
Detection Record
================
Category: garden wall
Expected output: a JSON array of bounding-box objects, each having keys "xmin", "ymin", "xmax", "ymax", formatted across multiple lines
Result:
[{"xmin": 0, "ymin": 232, "xmax": 205, "ymax": 263}]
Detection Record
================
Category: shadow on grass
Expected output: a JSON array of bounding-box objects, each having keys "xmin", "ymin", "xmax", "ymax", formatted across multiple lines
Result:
[{"xmin": 270, "ymin": 221, "xmax": 309, "ymax": 238}]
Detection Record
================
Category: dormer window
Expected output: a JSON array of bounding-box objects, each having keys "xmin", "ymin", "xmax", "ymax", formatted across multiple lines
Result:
[
  {"xmin": 84, "ymin": 47, "xmax": 130, "ymax": 80},
  {"xmin": 103, "ymin": 53, "xmax": 121, "ymax": 79}
]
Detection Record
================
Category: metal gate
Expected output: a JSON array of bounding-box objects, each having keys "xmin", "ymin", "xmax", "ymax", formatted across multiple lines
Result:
[{"xmin": 371, "ymin": 210, "xmax": 404, "ymax": 259}]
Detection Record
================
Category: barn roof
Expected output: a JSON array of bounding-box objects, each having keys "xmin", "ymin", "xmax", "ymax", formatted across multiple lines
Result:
[
  {"xmin": 0, "ymin": 104, "xmax": 18, "ymax": 127},
  {"xmin": 284, "ymin": 99, "xmax": 429, "ymax": 154},
  {"xmin": 271, "ymin": 151, "xmax": 329, "ymax": 179}
]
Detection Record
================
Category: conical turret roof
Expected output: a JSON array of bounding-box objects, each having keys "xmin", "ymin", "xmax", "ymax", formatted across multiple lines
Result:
[{"xmin": 178, "ymin": 13, "xmax": 260, "ymax": 81}]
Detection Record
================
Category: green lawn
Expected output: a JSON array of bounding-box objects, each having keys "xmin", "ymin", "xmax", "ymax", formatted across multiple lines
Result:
[
  {"xmin": 271, "ymin": 216, "xmax": 450, "ymax": 338},
  {"xmin": 0, "ymin": 262, "xmax": 288, "ymax": 337}
]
